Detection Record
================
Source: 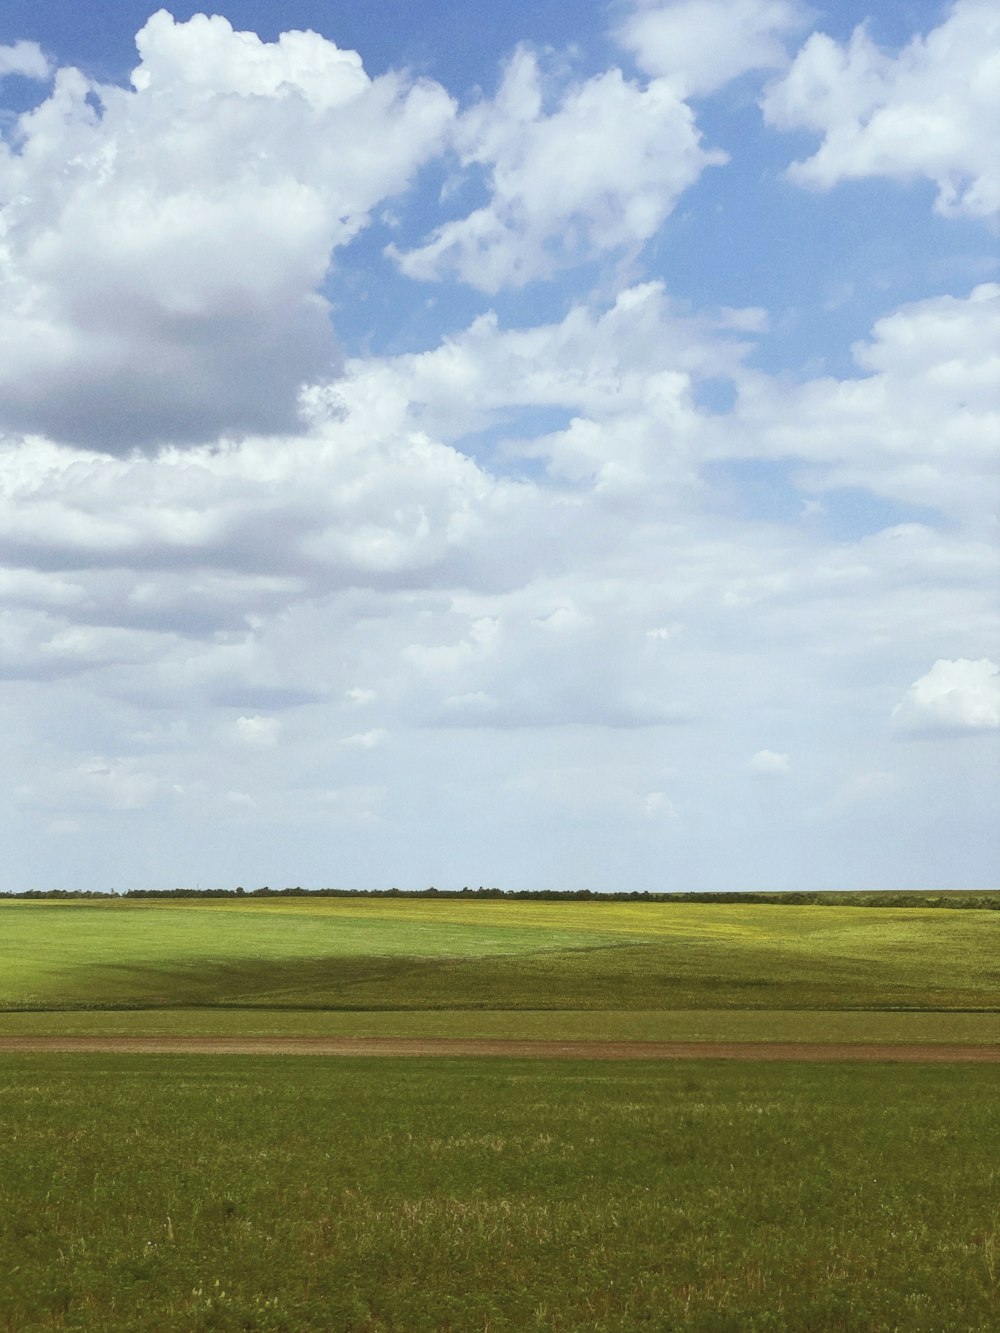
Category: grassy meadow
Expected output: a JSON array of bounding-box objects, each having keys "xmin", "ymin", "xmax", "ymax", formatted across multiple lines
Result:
[
  {"xmin": 1, "ymin": 1055, "xmax": 998, "ymax": 1332},
  {"xmin": 2, "ymin": 895, "xmax": 999, "ymax": 1028},
  {"xmin": 3, "ymin": 895, "xmax": 998, "ymax": 1330}
]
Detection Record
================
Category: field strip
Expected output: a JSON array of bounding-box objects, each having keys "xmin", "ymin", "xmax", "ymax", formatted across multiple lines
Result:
[{"xmin": 2, "ymin": 1035, "xmax": 999, "ymax": 1060}]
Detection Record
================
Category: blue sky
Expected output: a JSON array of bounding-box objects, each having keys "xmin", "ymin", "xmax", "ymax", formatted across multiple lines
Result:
[{"xmin": 0, "ymin": 0, "xmax": 997, "ymax": 892}]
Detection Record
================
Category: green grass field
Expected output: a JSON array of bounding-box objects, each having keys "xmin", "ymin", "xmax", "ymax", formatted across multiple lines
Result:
[
  {"xmin": 3, "ymin": 897, "xmax": 999, "ymax": 1329},
  {"xmin": 2, "ymin": 897, "xmax": 999, "ymax": 1028},
  {"xmin": 2, "ymin": 1055, "xmax": 998, "ymax": 1332}
]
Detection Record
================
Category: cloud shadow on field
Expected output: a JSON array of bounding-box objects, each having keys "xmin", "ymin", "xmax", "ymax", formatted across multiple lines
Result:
[{"xmin": 14, "ymin": 936, "xmax": 1000, "ymax": 1013}]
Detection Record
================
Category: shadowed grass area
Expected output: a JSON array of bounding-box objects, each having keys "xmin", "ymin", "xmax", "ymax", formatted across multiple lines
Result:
[
  {"xmin": 0, "ymin": 895, "xmax": 626, "ymax": 991},
  {"xmin": 1, "ymin": 1055, "xmax": 998, "ymax": 1331}
]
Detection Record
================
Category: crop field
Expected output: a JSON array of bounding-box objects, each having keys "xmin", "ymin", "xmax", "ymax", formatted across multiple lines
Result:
[{"xmin": 3, "ymin": 896, "xmax": 998, "ymax": 1329}]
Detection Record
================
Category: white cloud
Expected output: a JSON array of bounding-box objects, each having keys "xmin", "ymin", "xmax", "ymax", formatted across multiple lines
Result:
[
  {"xmin": 0, "ymin": 602, "xmax": 171, "ymax": 680},
  {"xmin": 0, "ymin": 279, "xmax": 993, "ymax": 758},
  {"xmin": 0, "ymin": 41, "xmax": 50, "ymax": 82},
  {"xmin": 0, "ymin": 567, "xmax": 85, "ymax": 608},
  {"xmin": 763, "ymin": 0, "xmax": 1000, "ymax": 220},
  {"xmin": 748, "ymin": 749, "xmax": 791, "ymax": 775},
  {"xmin": 390, "ymin": 47, "xmax": 724, "ymax": 291},
  {"xmin": 647, "ymin": 624, "xmax": 682, "ymax": 641},
  {"xmin": 345, "ymin": 687, "xmax": 377, "ymax": 706},
  {"xmin": 366, "ymin": 280, "xmax": 755, "ymax": 453},
  {"xmin": 0, "ymin": 387, "xmax": 524, "ymax": 629},
  {"xmin": 892, "ymin": 658, "xmax": 1000, "ymax": 734},
  {"xmin": 641, "ymin": 790, "xmax": 678, "ymax": 818},
  {"xmin": 533, "ymin": 604, "xmax": 593, "ymax": 633},
  {"xmin": 340, "ymin": 729, "xmax": 387, "ymax": 749},
  {"xmin": 225, "ymin": 790, "xmax": 257, "ymax": 809},
  {"xmin": 731, "ymin": 283, "xmax": 1000, "ymax": 523},
  {"xmin": 20, "ymin": 757, "xmax": 159, "ymax": 812},
  {"xmin": 619, "ymin": 0, "xmax": 803, "ymax": 97},
  {"xmin": 0, "ymin": 11, "xmax": 454, "ymax": 451},
  {"xmin": 233, "ymin": 715, "xmax": 282, "ymax": 748},
  {"xmin": 717, "ymin": 306, "xmax": 770, "ymax": 334}
]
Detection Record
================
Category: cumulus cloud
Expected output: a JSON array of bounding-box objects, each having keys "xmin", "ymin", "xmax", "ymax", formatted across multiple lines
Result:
[
  {"xmin": 0, "ymin": 40, "xmax": 50, "ymax": 82},
  {"xmin": 390, "ymin": 46, "xmax": 724, "ymax": 291},
  {"xmin": 892, "ymin": 658, "xmax": 1000, "ymax": 734},
  {"xmin": 233, "ymin": 715, "xmax": 281, "ymax": 748},
  {"xmin": 731, "ymin": 283, "xmax": 1000, "ymax": 523},
  {"xmin": 763, "ymin": 0, "xmax": 1000, "ymax": 220},
  {"xmin": 0, "ymin": 11, "xmax": 454, "ymax": 451},
  {"xmin": 641, "ymin": 791, "xmax": 678, "ymax": 818},
  {"xmin": 402, "ymin": 577, "xmax": 702, "ymax": 730},
  {"xmin": 0, "ymin": 383, "xmax": 525, "ymax": 630},
  {"xmin": 0, "ymin": 602, "xmax": 169, "ymax": 681},
  {"xmin": 748, "ymin": 748, "xmax": 791, "ymax": 775},
  {"xmin": 618, "ymin": 0, "xmax": 804, "ymax": 97},
  {"xmin": 0, "ymin": 269, "xmax": 993, "ymax": 755},
  {"xmin": 366, "ymin": 281, "xmax": 756, "ymax": 458}
]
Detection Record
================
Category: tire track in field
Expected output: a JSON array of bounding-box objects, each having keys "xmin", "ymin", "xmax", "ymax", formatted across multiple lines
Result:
[{"xmin": 1, "ymin": 1036, "xmax": 999, "ymax": 1061}]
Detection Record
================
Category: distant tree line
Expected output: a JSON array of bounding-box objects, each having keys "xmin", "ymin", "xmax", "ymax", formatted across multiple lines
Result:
[{"xmin": 2, "ymin": 886, "xmax": 999, "ymax": 909}]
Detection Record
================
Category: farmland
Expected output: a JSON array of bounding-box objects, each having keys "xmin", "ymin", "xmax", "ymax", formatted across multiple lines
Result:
[{"xmin": 2, "ymin": 895, "xmax": 998, "ymax": 1330}]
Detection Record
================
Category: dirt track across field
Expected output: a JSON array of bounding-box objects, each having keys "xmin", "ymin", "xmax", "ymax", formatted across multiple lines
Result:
[{"xmin": 1, "ymin": 1036, "xmax": 999, "ymax": 1061}]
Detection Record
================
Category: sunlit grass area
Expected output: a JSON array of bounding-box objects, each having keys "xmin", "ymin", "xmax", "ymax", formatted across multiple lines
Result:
[{"xmin": 2, "ymin": 1055, "xmax": 998, "ymax": 1332}]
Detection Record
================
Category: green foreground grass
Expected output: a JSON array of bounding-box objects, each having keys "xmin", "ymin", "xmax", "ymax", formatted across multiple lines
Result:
[
  {"xmin": 3, "ymin": 897, "xmax": 999, "ymax": 1018},
  {"xmin": 2, "ymin": 1055, "xmax": 998, "ymax": 1332},
  {"xmin": 4, "ymin": 899, "xmax": 999, "ymax": 1328}
]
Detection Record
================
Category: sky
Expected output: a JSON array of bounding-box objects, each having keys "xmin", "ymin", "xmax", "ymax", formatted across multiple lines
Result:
[{"xmin": 0, "ymin": 0, "xmax": 997, "ymax": 893}]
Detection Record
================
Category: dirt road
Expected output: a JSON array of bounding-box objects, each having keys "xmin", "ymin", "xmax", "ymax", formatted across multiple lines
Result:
[{"xmin": 1, "ymin": 1035, "xmax": 998, "ymax": 1060}]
